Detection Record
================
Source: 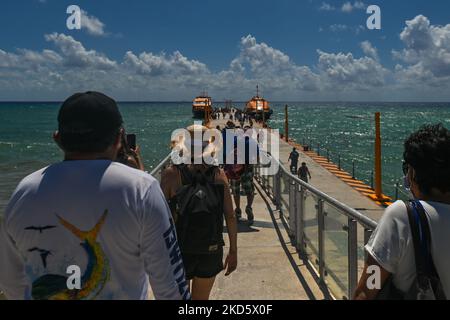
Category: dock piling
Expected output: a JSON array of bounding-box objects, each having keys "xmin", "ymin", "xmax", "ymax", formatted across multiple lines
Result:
[
  {"xmin": 374, "ymin": 112, "xmax": 382, "ymax": 198},
  {"xmin": 284, "ymin": 105, "xmax": 289, "ymax": 142},
  {"xmin": 352, "ymin": 161, "xmax": 355, "ymax": 179},
  {"xmin": 370, "ymin": 170, "xmax": 374, "ymax": 189}
]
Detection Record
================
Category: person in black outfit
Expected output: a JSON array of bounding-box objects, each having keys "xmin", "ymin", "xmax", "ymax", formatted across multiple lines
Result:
[{"xmin": 288, "ymin": 148, "xmax": 300, "ymax": 174}]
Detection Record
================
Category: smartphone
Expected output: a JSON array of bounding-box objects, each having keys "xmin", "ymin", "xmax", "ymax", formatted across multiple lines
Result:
[{"xmin": 126, "ymin": 134, "xmax": 136, "ymax": 150}]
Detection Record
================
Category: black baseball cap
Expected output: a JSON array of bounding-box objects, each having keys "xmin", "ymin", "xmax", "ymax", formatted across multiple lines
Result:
[
  {"xmin": 58, "ymin": 92, "xmax": 123, "ymax": 151},
  {"xmin": 58, "ymin": 91, "xmax": 123, "ymax": 135}
]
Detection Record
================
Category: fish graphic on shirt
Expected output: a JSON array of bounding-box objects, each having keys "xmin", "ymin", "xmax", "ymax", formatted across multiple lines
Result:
[{"xmin": 30, "ymin": 210, "xmax": 110, "ymax": 300}]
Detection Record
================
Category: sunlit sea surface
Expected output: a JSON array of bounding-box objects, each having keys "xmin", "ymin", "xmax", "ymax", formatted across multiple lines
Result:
[{"xmin": 1, "ymin": 101, "xmax": 449, "ymax": 217}]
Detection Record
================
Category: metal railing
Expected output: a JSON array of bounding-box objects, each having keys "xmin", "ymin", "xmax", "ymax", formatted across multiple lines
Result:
[
  {"xmin": 302, "ymin": 138, "xmax": 411, "ymax": 201},
  {"xmin": 254, "ymin": 153, "xmax": 378, "ymax": 299},
  {"xmin": 149, "ymin": 152, "xmax": 379, "ymax": 299},
  {"xmin": 150, "ymin": 153, "xmax": 172, "ymax": 180}
]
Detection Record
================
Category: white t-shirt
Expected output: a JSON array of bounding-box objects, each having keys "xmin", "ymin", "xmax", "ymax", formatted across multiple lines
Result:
[
  {"xmin": 366, "ymin": 200, "xmax": 450, "ymax": 298},
  {"xmin": 0, "ymin": 160, "xmax": 190, "ymax": 300}
]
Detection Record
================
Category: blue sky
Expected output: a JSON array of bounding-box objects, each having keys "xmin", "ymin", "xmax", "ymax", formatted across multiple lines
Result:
[{"xmin": 1, "ymin": 0, "xmax": 450, "ymax": 101}]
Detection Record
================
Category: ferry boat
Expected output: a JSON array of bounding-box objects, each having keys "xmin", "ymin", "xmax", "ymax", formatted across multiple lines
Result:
[
  {"xmin": 192, "ymin": 92, "xmax": 212, "ymax": 119},
  {"xmin": 245, "ymin": 85, "xmax": 273, "ymax": 121}
]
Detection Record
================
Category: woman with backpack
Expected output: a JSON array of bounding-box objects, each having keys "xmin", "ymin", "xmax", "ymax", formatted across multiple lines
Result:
[
  {"xmin": 161, "ymin": 124, "xmax": 238, "ymax": 300},
  {"xmin": 354, "ymin": 124, "xmax": 450, "ymax": 300}
]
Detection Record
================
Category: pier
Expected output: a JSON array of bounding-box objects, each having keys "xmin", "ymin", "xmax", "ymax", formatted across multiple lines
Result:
[
  {"xmin": 150, "ymin": 116, "xmax": 383, "ymax": 300},
  {"xmin": 0, "ymin": 115, "xmax": 384, "ymax": 301}
]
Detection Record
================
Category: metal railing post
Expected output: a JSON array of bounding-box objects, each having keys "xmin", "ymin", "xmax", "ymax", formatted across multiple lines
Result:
[
  {"xmin": 352, "ymin": 161, "xmax": 355, "ymax": 179},
  {"xmin": 317, "ymin": 199, "xmax": 325, "ymax": 283},
  {"xmin": 338, "ymin": 154, "xmax": 341, "ymax": 170},
  {"xmin": 288, "ymin": 178, "xmax": 296, "ymax": 240},
  {"xmin": 262, "ymin": 168, "xmax": 266, "ymax": 188},
  {"xmin": 273, "ymin": 171, "xmax": 280, "ymax": 209},
  {"xmin": 348, "ymin": 218, "xmax": 358, "ymax": 299},
  {"xmin": 364, "ymin": 228, "xmax": 373, "ymax": 261},
  {"xmin": 296, "ymin": 186, "xmax": 305, "ymax": 254}
]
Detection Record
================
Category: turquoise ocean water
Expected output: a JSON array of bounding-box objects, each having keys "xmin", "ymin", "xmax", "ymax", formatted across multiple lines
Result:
[{"xmin": 1, "ymin": 101, "xmax": 450, "ymax": 217}]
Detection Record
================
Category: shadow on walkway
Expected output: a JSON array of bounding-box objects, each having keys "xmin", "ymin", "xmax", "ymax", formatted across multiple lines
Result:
[{"xmin": 254, "ymin": 181, "xmax": 333, "ymax": 300}]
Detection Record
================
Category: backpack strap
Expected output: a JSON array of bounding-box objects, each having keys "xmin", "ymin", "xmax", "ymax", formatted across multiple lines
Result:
[
  {"xmin": 404, "ymin": 200, "xmax": 429, "ymax": 289},
  {"xmin": 413, "ymin": 201, "xmax": 441, "ymax": 282},
  {"xmin": 204, "ymin": 166, "xmax": 218, "ymax": 184},
  {"xmin": 177, "ymin": 164, "xmax": 217, "ymax": 185},
  {"xmin": 177, "ymin": 164, "xmax": 192, "ymax": 185}
]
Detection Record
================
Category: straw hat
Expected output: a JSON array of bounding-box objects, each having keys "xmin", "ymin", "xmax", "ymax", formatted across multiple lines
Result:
[{"xmin": 171, "ymin": 124, "xmax": 222, "ymax": 165}]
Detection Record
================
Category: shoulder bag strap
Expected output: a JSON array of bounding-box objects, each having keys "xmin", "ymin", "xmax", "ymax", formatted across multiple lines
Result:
[
  {"xmin": 413, "ymin": 201, "xmax": 441, "ymax": 279},
  {"xmin": 403, "ymin": 200, "xmax": 428, "ymax": 288}
]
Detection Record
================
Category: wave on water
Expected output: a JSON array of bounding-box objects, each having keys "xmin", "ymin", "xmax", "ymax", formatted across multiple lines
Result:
[{"xmin": 1, "ymin": 101, "xmax": 450, "ymax": 217}]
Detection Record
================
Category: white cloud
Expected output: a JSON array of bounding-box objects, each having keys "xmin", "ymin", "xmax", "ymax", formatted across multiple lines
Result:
[
  {"xmin": 329, "ymin": 24, "xmax": 365, "ymax": 35},
  {"xmin": 123, "ymin": 50, "xmax": 209, "ymax": 76},
  {"xmin": 227, "ymin": 35, "xmax": 321, "ymax": 93},
  {"xmin": 360, "ymin": 41, "xmax": 379, "ymax": 60},
  {"xmin": 45, "ymin": 33, "xmax": 116, "ymax": 70},
  {"xmin": 342, "ymin": 1, "xmax": 366, "ymax": 13},
  {"xmin": 317, "ymin": 50, "xmax": 388, "ymax": 89},
  {"xmin": 1, "ymin": 22, "xmax": 450, "ymax": 101},
  {"xmin": 81, "ymin": 10, "xmax": 106, "ymax": 37},
  {"xmin": 353, "ymin": 1, "xmax": 366, "ymax": 9},
  {"xmin": 319, "ymin": 2, "xmax": 335, "ymax": 11},
  {"xmin": 341, "ymin": 2, "xmax": 353, "ymax": 13},
  {"xmin": 330, "ymin": 24, "xmax": 349, "ymax": 32},
  {"xmin": 393, "ymin": 15, "xmax": 450, "ymax": 85}
]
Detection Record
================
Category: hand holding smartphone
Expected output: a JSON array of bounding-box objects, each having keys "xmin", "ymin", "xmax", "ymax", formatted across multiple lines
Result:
[{"xmin": 126, "ymin": 134, "xmax": 136, "ymax": 151}]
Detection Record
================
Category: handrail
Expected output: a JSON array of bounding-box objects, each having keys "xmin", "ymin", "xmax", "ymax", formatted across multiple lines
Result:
[
  {"xmin": 255, "ymin": 151, "xmax": 380, "ymax": 299},
  {"xmin": 261, "ymin": 152, "xmax": 378, "ymax": 230},
  {"xmin": 301, "ymin": 137, "xmax": 413, "ymax": 202},
  {"xmin": 150, "ymin": 153, "xmax": 172, "ymax": 176},
  {"xmin": 149, "ymin": 151, "xmax": 380, "ymax": 299}
]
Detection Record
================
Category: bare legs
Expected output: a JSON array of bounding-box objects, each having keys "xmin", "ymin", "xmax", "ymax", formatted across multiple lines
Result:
[{"xmin": 189, "ymin": 277, "xmax": 216, "ymax": 300}]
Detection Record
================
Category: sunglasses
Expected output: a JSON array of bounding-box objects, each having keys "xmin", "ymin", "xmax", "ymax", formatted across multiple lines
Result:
[{"xmin": 402, "ymin": 161, "xmax": 409, "ymax": 176}]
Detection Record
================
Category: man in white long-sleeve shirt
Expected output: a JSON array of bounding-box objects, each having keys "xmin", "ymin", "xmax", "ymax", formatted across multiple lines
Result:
[{"xmin": 0, "ymin": 91, "xmax": 190, "ymax": 300}]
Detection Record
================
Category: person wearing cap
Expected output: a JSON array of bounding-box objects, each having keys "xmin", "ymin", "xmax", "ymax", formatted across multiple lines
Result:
[
  {"xmin": 224, "ymin": 126, "xmax": 258, "ymax": 225},
  {"xmin": 161, "ymin": 124, "xmax": 238, "ymax": 300},
  {"xmin": 0, "ymin": 92, "xmax": 190, "ymax": 300}
]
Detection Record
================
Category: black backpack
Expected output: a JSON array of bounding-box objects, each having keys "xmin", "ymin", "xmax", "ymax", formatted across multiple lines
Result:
[{"xmin": 174, "ymin": 165, "xmax": 225, "ymax": 254}]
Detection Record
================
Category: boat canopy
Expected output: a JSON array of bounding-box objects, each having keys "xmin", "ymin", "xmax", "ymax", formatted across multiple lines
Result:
[{"xmin": 246, "ymin": 97, "xmax": 270, "ymax": 112}]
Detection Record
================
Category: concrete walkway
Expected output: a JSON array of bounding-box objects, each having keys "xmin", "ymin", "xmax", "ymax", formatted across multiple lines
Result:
[{"xmin": 210, "ymin": 181, "xmax": 326, "ymax": 300}]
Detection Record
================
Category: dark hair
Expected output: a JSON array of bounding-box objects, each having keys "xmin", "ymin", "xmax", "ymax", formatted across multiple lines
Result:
[
  {"xmin": 403, "ymin": 123, "xmax": 450, "ymax": 195},
  {"xmin": 60, "ymin": 128, "xmax": 121, "ymax": 153}
]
